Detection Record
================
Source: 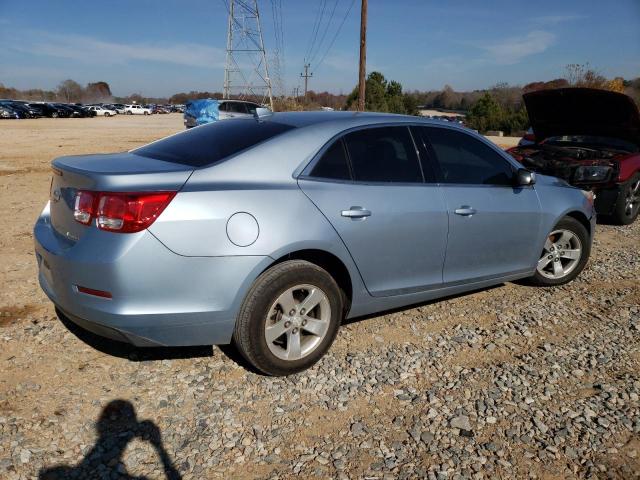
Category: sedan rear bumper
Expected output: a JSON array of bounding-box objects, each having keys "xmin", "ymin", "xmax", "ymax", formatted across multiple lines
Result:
[{"xmin": 34, "ymin": 205, "xmax": 270, "ymax": 347}]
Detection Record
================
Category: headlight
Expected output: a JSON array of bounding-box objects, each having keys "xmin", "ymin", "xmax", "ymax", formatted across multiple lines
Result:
[{"xmin": 574, "ymin": 165, "xmax": 611, "ymax": 182}]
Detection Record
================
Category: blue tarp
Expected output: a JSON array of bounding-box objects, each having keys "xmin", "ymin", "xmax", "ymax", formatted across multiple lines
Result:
[{"xmin": 185, "ymin": 99, "xmax": 219, "ymax": 126}]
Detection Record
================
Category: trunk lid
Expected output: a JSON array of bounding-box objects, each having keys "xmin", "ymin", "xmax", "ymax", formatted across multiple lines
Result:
[
  {"xmin": 49, "ymin": 152, "xmax": 193, "ymax": 243},
  {"xmin": 523, "ymin": 88, "xmax": 640, "ymax": 147}
]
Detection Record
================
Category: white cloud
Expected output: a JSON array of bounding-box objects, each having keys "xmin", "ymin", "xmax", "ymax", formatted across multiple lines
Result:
[
  {"xmin": 10, "ymin": 31, "xmax": 225, "ymax": 68},
  {"xmin": 482, "ymin": 30, "xmax": 556, "ymax": 65},
  {"xmin": 530, "ymin": 14, "xmax": 588, "ymax": 25}
]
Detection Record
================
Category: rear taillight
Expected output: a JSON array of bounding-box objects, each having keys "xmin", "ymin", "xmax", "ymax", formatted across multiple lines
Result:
[
  {"xmin": 74, "ymin": 190, "xmax": 96, "ymax": 225},
  {"xmin": 73, "ymin": 191, "xmax": 175, "ymax": 233}
]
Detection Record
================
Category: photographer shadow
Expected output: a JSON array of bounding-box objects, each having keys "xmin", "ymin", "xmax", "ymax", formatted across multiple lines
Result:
[{"xmin": 39, "ymin": 399, "xmax": 181, "ymax": 480}]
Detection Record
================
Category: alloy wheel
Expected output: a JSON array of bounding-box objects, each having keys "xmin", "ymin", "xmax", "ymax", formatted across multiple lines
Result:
[
  {"xmin": 536, "ymin": 229, "xmax": 583, "ymax": 280},
  {"xmin": 264, "ymin": 284, "xmax": 331, "ymax": 361},
  {"xmin": 624, "ymin": 178, "xmax": 640, "ymax": 218}
]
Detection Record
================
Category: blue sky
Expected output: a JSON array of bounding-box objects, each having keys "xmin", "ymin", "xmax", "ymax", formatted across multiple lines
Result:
[{"xmin": 0, "ymin": 0, "xmax": 638, "ymax": 97}]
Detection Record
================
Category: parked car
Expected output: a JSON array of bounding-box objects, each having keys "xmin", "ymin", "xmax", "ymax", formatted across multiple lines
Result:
[
  {"xmin": 0, "ymin": 100, "xmax": 41, "ymax": 118},
  {"xmin": 88, "ymin": 105, "xmax": 117, "ymax": 117},
  {"xmin": 110, "ymin": 104, "xmax": 126, "ymax": 114},
  {"xmin": 184, "ymin": 99, "xmax": 263, "ymax": 128},
  {"xmin": 125, "ymin": 104, "xmax": 152, "ymax": 115},
  {"xmin": 35, "ymin": 112, "xmax": 595, "ymax": 375},
  {"xmin": 27, "ymin": 103, "xmax": 72, "ymax": 118},
  {"xmin": 0, "ymin": 105, "xmax": 20, "ymax": 119},
  {"xmin": 508, "ymin": 88, "xmax": 640, "ymax": 225},
  {"xmin": 53, "ymin": 103, "xmax": 79, "ymax": 117}
]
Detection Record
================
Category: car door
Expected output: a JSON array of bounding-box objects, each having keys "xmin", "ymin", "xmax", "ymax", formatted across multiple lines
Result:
[
  {"xmin": 298, "ymin": 125, "xmax": 449, "ymax": 297},
  {"xmin": 415, "ymin": 126, "xmax": 542, "ymax": 284}
]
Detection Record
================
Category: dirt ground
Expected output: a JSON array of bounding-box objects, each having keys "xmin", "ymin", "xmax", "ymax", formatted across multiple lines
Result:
[{"xmin": 1, "ymin": 114, "xmax": 638, "ymax": 479}]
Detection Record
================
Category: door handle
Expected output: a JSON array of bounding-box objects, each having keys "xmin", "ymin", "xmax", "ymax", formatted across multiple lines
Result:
[
  {"xmin": 454, "ymin": 206, "xmax": 477, "ymax": 216},
  {"xmin": 341, "ymin": 207, "xmax": 372, "ymax": 219}
]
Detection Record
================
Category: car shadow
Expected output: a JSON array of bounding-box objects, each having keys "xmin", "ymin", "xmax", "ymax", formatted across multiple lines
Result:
[
  {"xmin": 39, "ymin": 399, "xmax": 182, "ymax": 480},
  {"xmin": 56, "ymin": 283, "xmax": 505, "ymax": 373},
  {"xmin": 56, "ymin": 309, "xmax": 213, "ymax": 362},
  {"xmin": 56, "ymin": 308, "xmax": 260, "ymax": 372},
  {"xmin": 341, "ymin": 283, "xmax": 504, "ymax": 326}
]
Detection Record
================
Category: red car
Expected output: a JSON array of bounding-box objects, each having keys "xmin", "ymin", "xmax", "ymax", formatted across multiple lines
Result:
[{"xmin": 508, "ymin": 88, "xmax": 640, "ymax": 225}]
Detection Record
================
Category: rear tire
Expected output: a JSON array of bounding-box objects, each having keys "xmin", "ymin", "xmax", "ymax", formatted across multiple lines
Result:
[
  {"xmin": 233, "ymin": 260, "xmax": 343, "ymax": 376},
  {"xmin": 104, "ymin": 112, "xmax": 110, "ymax": 117},
  {"xmin": 528, "ymin": 216, "xmax": 590, "ymax": 287},
  {"xmin": 610, "ymin": 173, "xmax": 640, "ymax": 225}
]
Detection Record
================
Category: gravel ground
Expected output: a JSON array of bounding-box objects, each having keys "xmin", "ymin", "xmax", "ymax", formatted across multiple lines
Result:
[{"xmin": 0, "ymin": 116, "xmax": 639, "ymax": 479}]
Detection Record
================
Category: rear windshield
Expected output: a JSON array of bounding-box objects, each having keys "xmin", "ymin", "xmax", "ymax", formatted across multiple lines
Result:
[{"xmin": 133, "ymin": 119, "xmax": 295, "ymax": 167}]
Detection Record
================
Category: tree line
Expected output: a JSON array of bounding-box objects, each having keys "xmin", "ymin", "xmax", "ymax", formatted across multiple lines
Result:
[{"xmin": 2, "ymin": 64, "xmax": 638, "ymax": 135}]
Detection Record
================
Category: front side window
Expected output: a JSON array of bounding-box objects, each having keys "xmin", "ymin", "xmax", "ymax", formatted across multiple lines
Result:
[
  {"xmin": 343, "ymin": 126, "xmax": 423, "ymax": 183},
  {"xmin": 309, "ymin": 139, "xmax": 351, "ymax": 181},
  {"xmin": 421, "ymin": 127, "xmax": 514, "ymax": 185}
]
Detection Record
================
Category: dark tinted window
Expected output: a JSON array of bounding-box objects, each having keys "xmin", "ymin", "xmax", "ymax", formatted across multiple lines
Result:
[
  {"xmin": 228, "ymin": 102, "xmax": 248, "ymax": 114},
  {"xmin": 409, "ymin": 126, "xmax": 438, "ymax": 183},
  {"xmin": 310, "ymin": 140, "xmax": 351, "ymax": 180},
  {"xmin": 344, "ymin": 126, "xmax": 422, "ymax": 183},
  {"xmin": 134, "ymin": 120, "xmax": 295, "ymax": 167},
  {"xmin": 422, "ymin": 127, "xmax": 514, "ymax": 185}
]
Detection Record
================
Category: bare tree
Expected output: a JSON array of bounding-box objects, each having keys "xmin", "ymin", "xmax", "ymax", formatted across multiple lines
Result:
[{"xmin": 56, "ymin": 79, "xmax": 83, "ymax": 103}]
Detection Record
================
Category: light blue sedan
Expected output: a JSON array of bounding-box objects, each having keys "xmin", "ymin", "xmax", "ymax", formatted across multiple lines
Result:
[{"xmin": 34, "ymin": 111, "xmax": 595, "ymax": 375}]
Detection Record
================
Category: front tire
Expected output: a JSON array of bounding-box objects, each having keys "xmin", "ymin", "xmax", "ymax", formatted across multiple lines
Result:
[
  {"xmin": 104, "ymin": 112, "xmax": 110, "ymax": 117},
  {"xmin": 233, "ymin": 260, "xmax": 343, "ymax": 376},
  {"xmin": 528, "ymin": 216, "xmax": 590, "ymax": 287},
  {"xmin": 611, "ymin": 173, "xmax": 640, "ymax": 225}
]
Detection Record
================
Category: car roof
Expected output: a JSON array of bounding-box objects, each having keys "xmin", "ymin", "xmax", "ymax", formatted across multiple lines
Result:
[
  {"xmin": 220, "ymin": 99, "xmax": 259, "ymax": 104},
  {"xmin": 265, "ymin": 110, "xmax": 453, "ymax": 129}
]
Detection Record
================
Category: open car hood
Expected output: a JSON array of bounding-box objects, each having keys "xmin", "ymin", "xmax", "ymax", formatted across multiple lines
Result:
[{"xmin": 523, "ymin": 88, "xmax": 640, "ymax": 147}]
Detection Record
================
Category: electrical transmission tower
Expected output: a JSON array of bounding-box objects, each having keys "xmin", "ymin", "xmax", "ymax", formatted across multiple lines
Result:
[{"xmin": 223, "ymin": 0, "xmax": 274, "ymax": 109}]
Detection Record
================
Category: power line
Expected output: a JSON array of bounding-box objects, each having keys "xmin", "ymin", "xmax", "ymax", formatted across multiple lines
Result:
[
  {"xmin": 304, "ymin": 0, "xmax": 327, "ymax": 62},
  {"xmin": 312, "ymin": 0, "xmax": 356, "ymax": 74},
  {"xmin": 308, "ymin": 0, "xmax": 340, "ymax": 66},
  {"xmin": 269, "ymin": 0, "xmax": 286, "ymax": 96}
]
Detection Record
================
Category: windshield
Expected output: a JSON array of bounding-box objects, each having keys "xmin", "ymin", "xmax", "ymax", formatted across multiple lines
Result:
[
  {"xmin": 544, "ymin": 135, "xmax": 638, "ymax": 153},
  {"xmin": 133, "ymin": 119, "xmax": 295, "ymax": 167}
]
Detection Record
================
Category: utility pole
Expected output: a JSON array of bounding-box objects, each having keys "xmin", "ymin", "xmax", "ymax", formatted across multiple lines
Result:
[
  {"xmin": 223, "ymin": 0, "xmax": 274, "ymax": 109},
  {"xmin": 300, "ymin": 63, "xmax": 312, "ymax": 100},
  {"xmin": 358, "ymin": 0, "xmax": 367, "ymax": 111}
]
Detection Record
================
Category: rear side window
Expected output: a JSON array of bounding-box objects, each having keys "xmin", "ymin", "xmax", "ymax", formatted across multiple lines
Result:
[
  {"xmin": 133, "ymin": 120, "xmax": 295, "ymax": 167},
  {"xmin": 344, "ymin": 126, "xmax": 423, "ymax": 183},
  {"xmin": 310, "ymin": 140, "xmax": 351, "ymax": 180},
  {"xmin": 228, "ymin": 102, "xmax": 248, "ymax": 114},
  {"xmin": 421, "ymin": 127, "xmax": 514, "ymax": 185}
]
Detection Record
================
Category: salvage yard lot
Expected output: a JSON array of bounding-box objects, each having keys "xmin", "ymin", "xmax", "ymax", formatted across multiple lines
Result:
[{"xmin": 0, "ymin": 114, "xmax": 638, "ymax": 479}]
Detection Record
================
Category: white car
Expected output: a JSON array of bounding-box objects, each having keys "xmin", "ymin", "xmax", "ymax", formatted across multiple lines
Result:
[
  {"xmin": 125, "ymin": 104, "xmax": 152, "ymax": 115},
  {"xmin": 88, "ymin": 106, "xmax": 116, "ymax": 117}
]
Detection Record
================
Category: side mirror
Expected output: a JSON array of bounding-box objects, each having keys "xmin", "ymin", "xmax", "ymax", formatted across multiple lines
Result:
[{"xmin": 515, "ymin": 168, "xmax": 536, "ymax": 186}]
